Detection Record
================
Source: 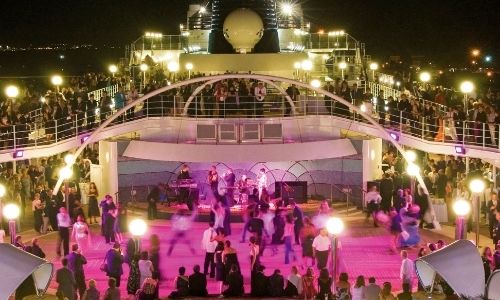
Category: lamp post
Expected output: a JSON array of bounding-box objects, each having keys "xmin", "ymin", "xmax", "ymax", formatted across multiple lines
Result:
[
  {"xmin": 419, "ymin": 72, "xmax": 431, "ymax": 85},
  {"xmin": 128, "ymin": 218, "xmax": 148, "ymax": 254},
  {"xmin": 109, "ymin": 64, "xmax": 118, "ymax": 77},
  {"xmin": 453, "ymin": 198, "xmax": 471, "ymax": 240},
  {"xmin": 5, "ymin": 85, "xmax": 19, "ymax": 99},
  {"xmin": 469, "ymin": 178, "xmax": 485, "ymax": 247},
  {"xmin": 59, "ymin": 165, "xmax": 73, "ymax": 213},
  {"xmin": 3, "ymin": 203, "xmax": 20, "ymax": 244},
  {"xmin": 460, "ymin": 81, "xmax": 474, "ymax": 116},
  {"xmin": 185, "ymin": 63, "xmax": 193, "ymax": 79},
  {"xmin": 339, "ymin": 62, "xmax": 347, "ymax": 80},
  {"xmin": 326, "ymin": 217, "xmax": 345, "ymax": 292},
  {"xmin": 167, "ymin": 61, "xmax": 179, "ymax": 83},
  {"xmin": 369, "ymin": 63, "xmax": 378, "ymax": 81},
  {"xmin": 51, "ymin": 75, "xmax": 63, "ymax": 93},
  {"xmin": 293, "ymin": 62, "xmax": 301, "ymax": 80}
]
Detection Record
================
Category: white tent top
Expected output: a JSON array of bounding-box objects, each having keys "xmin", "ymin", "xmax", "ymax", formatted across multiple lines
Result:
[
  {"xmin": 415, "ymin": 240, "xmax": 484, "ymax": 299},
  {"xmin": 0, "ymin": 243, "xmax": 53, "ymax": 299}
]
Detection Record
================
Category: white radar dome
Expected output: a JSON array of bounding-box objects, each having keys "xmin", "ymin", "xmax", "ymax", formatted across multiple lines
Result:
[{"xmin": 223, "ymin": 8, "xmax": 264, "ymax": 53}]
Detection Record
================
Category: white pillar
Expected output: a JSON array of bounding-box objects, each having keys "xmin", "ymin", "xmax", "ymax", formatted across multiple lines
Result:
[
  {"xmin": 362, "ymin": 138, "xmax": 383, "ymax": 206},
  {"xmin": 98, "ymin": 141, "xmax": 119, "ymax": 199}
]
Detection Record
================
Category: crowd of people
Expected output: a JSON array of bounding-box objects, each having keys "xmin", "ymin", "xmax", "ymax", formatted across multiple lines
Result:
[{"xmin": 1, "ymin": 69, "xmax": 499, "ymax": 153}]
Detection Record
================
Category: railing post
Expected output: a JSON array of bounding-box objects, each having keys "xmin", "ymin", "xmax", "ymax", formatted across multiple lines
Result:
[
  {"xmin": 421, "ymin": 116, "xmax": 425, "ymax": 139},
  {"xmin": 75, "ymin": 116, "xmax": 78, "ymax": 137},
  {"xmin": 34, "ymin": 122, "xmax": 37, "ymax": 147},
  {"xmin": 399, "ymin": 111, "xmax": 403, "ymax": 133},
  {"xmin": 13, "ymin": 125, "xmax": 16, "ymax": 149},
  {"xmin": 174, "ymin": 96, "xmax": 177, "ymax": 117},
  {"xmin": 483, "ymin": 123, "xmax": 486, "ymax": 148},
  {"xmin": 55, "ymin": 119, "xmax": 58, "ymax": 142}
]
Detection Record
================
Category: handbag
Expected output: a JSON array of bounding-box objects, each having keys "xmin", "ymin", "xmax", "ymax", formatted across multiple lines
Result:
[
  {"xmin": 401, "ymin": 230, "xmax": 410, "ymax": 241},
  {"xmin": 99, "ymin": 257, "xmax": 108, "ymax": 272}
]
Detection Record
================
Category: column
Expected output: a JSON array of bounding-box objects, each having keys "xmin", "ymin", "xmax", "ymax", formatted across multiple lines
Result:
[
  {"xmin": 98, "ymin": 141, "xmax": 119, "ymax": 199},
  {"xmin": 362, "ymin": 138, "xmax": 383, "ymax": 206}
]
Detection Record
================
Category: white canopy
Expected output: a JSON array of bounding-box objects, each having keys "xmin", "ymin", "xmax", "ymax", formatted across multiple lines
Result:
[
  {"xmin": 415, "ymin": 240, "xmax": 484, "ymax": 299},
  {"xmin": 486, "ymin": 270, "xmax": 500, "ymax": 300},
  {"xmin": 0, "ymin": 243, "xmax": 53, "ymax": 299}
]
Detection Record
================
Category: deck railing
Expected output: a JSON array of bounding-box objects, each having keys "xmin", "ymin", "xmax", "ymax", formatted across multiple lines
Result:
[{"xmin": 1, "ymin": 92, "xmax": 499, "ymax": 153}]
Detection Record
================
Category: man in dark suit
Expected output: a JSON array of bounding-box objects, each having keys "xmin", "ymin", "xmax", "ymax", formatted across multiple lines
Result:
[
  {"xmin": 104, "ymin": 242, "xmax": 124, "ymax": 287},
  {"xmin": 290, "ymin": 201, "xmax": 304, "ymax": 245},
  {"xmin": 56, "ymin": 258, "xmax": 76, "ymax": 300},
  {"xmin": 66, "ymin": 244, "xmax": 87, "ymax": 299},
  {"xmin": 251, "ymin": 265, "xmax": 269, "ymax": 297},
  {"xmin": 147, "ymin": 183, "xmax": 161, "ymax": 220},
  {"xmin": 268, "ymin": 269, "xmax": 284, "ymax": 297},
  {"xmin": 380, "ymin": 173, "xmax": 394, "ymax": 212},
  {"xmin": 188, "ymin": 265, "xmax": 208, "ymax": 297}
]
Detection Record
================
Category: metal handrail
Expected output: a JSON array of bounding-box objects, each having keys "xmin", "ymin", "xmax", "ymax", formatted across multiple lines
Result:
[{"xmin": 0, "ymin": 92, "xmax": 499, "ymax": 153}]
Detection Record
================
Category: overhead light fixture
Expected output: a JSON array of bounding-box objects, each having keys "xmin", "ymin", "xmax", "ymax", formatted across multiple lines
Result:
[
  {"xmin": 13, "ymin": 150, "xmax": 24, "ymax": 158},
  {"xmin": 455, "ymin": 146, "xmax": 466, "ymax": 155}
]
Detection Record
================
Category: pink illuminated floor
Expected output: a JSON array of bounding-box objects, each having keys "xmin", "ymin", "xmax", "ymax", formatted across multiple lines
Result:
[{"xmin": 35, "ymin": 210, "xmax": 453, "ymax": 298}]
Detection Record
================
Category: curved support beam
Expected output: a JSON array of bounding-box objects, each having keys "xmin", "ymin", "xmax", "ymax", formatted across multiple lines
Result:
[
  {"xmin": 182, "ymin": 77, "xmax": 297, "ymax": 115},
  {"xmin": 182, "ymin": 78, "xmax": 223, "ymax": 115},
  {"xmin": 53, "ymin": 74, "xmax": 430, "ymax": 211}
]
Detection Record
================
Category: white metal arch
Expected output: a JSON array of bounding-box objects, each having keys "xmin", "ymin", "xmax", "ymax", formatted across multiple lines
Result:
[
  {"xmin": 181, "ymin": 77, "xmax": 297, "ymax": 115},
  {"xmin": 53, "ymin": 74, "xmax": 431, "ymax": 205}
]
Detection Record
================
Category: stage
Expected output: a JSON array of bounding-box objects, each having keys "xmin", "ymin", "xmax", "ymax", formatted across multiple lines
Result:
[
  {"xmin": 30, "ymin": 205, "xmax": 461, "ymax": 299},
  {"xmin": 127, "ymin": 199, "xmax": 354, "ymax": 222}
]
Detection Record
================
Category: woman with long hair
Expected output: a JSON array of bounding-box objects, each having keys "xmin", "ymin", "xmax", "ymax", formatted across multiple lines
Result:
[
  {"xmin": 482, "ymin": 246, "xmax": 494, "ymax": 283},
  {"xmin": 351, "ymin": 275, "xmax": 366, "ymax": 300},
  {"xmin": 72, "ymin": 215, "xmax": 91, "ymax": 253},
  {"xmin": 300, "ymin": 217, "xmax": 317, "ymax": 268},
  {"xmin": 380, "ymin": 282, "xmax": 396, "ymax": 300},
  {"xmin": 87, "ymin": 182, "xmax": 99, "ymax": 224},
  {"xmin": 317, "ymin": 268, "xmax": 333, "ymax": 300},
  {"xmin": 301, "ymin": 267, "xmax": 316, "ymax": 300},
  {"xmin": 283, "ymin": 214, "xmax": 297, "ymax": 264}
]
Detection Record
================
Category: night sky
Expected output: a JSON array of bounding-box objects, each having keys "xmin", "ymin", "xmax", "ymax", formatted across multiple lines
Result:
[{"xmin": 1, "ymin": 0, "xmax": 499, "ymax": 64}]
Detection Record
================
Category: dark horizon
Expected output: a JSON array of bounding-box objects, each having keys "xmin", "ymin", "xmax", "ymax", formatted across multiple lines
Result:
[{"xmin": 0, "ymin": 0, "xmax": 499, "ymax": 65}]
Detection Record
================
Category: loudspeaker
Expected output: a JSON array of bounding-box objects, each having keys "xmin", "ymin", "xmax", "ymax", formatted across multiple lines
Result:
[{"xmin": 274, "ymin": 181, "xmax": 307, "ymax": 203}]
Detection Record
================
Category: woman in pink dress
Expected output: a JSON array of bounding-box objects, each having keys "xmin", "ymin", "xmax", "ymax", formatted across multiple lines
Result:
[{"xmin": 72, "ymin": 215, "xmax": 91, "ymax": 253}]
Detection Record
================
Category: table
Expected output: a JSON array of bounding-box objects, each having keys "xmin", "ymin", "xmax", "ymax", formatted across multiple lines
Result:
[{"xmin": 432, "ymin": 203, "xmax": 448, "ymax": 223}]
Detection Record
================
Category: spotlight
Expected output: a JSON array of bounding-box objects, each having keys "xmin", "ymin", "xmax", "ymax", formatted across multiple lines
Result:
[
  {"xmin": 81, "ymin": 136, "xmax": 90, "ymax": 144},
  {"xmin": 389, "ymin": 132, "xmax": 399, "ymax": 141},
  {"xmin": 281, "ymin": 3, "xmax": 293, "ymax": 16},
  {"xmin": 454, "ymin": 146, "xmax": 466, "ymax": 155},
  {"xmin": 13, "ymin": 150, "xmax": 24, "ymax": 158}
]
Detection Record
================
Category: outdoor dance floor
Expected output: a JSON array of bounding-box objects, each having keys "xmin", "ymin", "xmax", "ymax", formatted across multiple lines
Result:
[{"xmin": 27, "ymin": 207, "xmax": 474, "ymax": 299}]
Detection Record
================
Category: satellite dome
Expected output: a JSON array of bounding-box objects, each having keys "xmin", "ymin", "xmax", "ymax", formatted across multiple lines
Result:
[{"xmin": 223, "ymin": 8, "xmax": 264, "ymax": 53}]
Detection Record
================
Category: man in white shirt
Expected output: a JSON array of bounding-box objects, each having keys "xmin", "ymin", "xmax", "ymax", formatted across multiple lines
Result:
[
  {"xmin": 201, "ymin": 221, "xmax": 218, "ymax": 278},
  {"xmin": 364, "ymin": 277, "xmax": 381, "ymax": 300},
  {"xmin": 365, "ymin": 185, "xmax": 382, "ymax": 227},
  {"xmin": 57, "ymin": 207, "xmax": 71, "ymax": 256},
  {"xmin": 312, "ymin": 228, "xmax": 331, "ymax": 270},
  {"xmin": 254, "ymin": 82, "xmax": 266, "ymax": 117},
  {"xmin": 400, "ymin": 250, "xmax": 414, "ymax": 286}
]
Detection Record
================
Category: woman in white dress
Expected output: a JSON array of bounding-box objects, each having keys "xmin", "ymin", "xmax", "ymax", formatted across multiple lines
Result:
[
  {"xmin": 445, "ymin": 107, "xmax": 458, "ymax": 141},
  {"xmin": 138, "ymin": 250, "xmax": 154, "ymax": 287},
  {"xmin": 486, "ymin": 106, "xmax": 497, "ymax": 146},
  {"xmin": 212, "ymin": 201, "xmax": 226, "ymax": 231},
  {"xmin": 351, "ymin": 275, "xmax": 366, "ymax": 300},
  {"xmin": 72, "ymin": 215, "xmax": 91, "ymax": 252}
]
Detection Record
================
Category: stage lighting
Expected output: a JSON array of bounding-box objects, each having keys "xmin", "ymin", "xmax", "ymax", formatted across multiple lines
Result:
[
  {"xmin": 389, "ymin": 132, "xmax": 399, "ymax": 141},
  {"xmin": 13, "ymin": 150, "xmax": 24, "ymax": 158},
  {"xmin": 81, "ymin": 136, "xmax": 90, "ymax": 144},
  {"xmin": 455, "ymin": 146, "xmax": 466, "ymax": 155}
]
